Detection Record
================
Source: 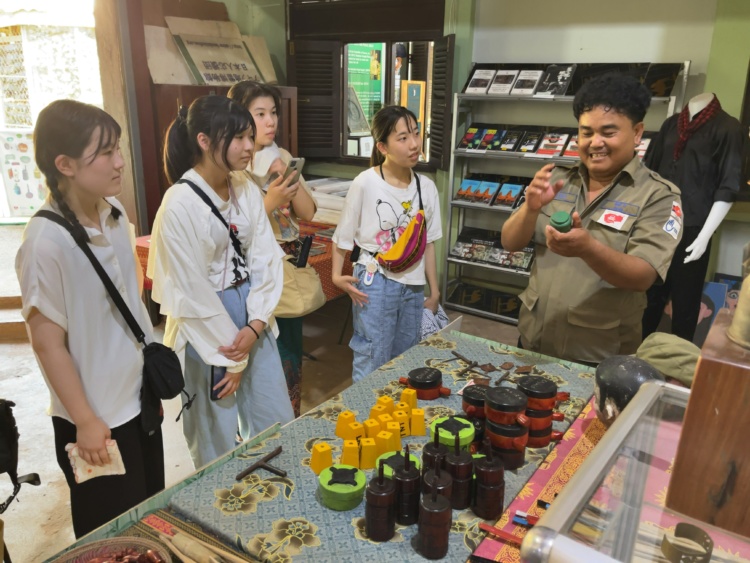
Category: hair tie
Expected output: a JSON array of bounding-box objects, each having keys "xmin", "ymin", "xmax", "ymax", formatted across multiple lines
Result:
[{"xmin": 177, "ymin": 105, "xmax": 188, "ymax": 121}]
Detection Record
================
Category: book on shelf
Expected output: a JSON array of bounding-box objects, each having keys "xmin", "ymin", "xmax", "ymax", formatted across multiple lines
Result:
[
  {"xmin": 479, "ymin": 129, "xmax": 506, "ymax": 151},
  {"xmin": 492, "ymin": 182, "xmax": 525, "ymax": 208},
  {"xmin": 487, "ymin": 70, "xmax": 519, "ymax": 95},
  {"xmin": 498, "ymin": 130, "xmax": 523, "ymax": 151},
  {"xmin": 457, "ymin": 125, "xmax": 487, "ymax": 149},
  {"xmin": 561, "ymin": 135, "xmax": 580, "ymax": 159},
  {"xmin": 477, "ymin": 128, "xmax": 501, "ymax": 150},
  {"xmin": 455, "ymin": 176, "xmax": 483, "ymax": 201},
  {"xmin": 643, "ymin": 63, "xmax": 683, "ymax": 97},
  {"xmin": 636, "ymin": 136, "xmax": 652, "ymax": 160},
  {"xmin": 535, "ymin": 64, "xmax": 577, "ymax": 96},
  {"xmin": 518, "ymin": 131, "xmax": 543, "ymax": 153},
  {"xmin": 536, "ymin": 131, "xmax": 570, "ymax": 158},
  {"xmin": 509, "ymin": 70, "xmax": 544, "ymax": 95},
  {"xmin": 447, "ymin": 281, "xmax": 523, "ymax": 319},
  {"xmin": 476, "ymin": 179, "xmax": 502, "ymax": 205},
  {"xmin": 464, "ymin": 68, "xmax": 497, "ymax": 94}
]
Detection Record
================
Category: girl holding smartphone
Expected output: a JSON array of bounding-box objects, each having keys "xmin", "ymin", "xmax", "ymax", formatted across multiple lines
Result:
[{"xmin": 228, "ymin": 81, "xmax": 316, "ymax": 417}]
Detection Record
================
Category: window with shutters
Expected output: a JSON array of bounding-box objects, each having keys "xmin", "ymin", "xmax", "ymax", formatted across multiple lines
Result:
[{"xmin": 286, "ymin": 0, "xmax": 453, "ymax": 170}]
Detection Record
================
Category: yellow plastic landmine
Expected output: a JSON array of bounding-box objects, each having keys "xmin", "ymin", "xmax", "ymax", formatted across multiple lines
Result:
[
  {"xmin": 400, "ymin": 388, "xmax": 418, "ymax": 410},
  {"xmin": 363, "ymin": 418, "xmax": 381, "ymax": 438},
  {"xmin": 335, "ymin": 411, "xmax": 357, "ymax": 439},
  {"xmin": 377, "ymin": 413, "xmax": 394, "ymax": 428},
  {"xmin": 386, "ymin": 422, "xmax": 402, "ymax": 451},
  {"xmin": 310, "ymin": 442, "xmax": 334, "ymax": 475},
  {"xmin": 375, "ymin": 430, "xmax": 395, "ymax": 456},
  {"xmin": 359, "ymin": 438, "xmax": 378, "ymax": 470},
  {"xmin": 410, "ymin": 408, "xmax": 426, "ymax": 436},
  {"xmin": 376, "ymin": 395, "xmax": 395, "ymax": 414},
  {"xmin": 392, "ymin": 410, "xmax": 410, "ymax": 437},
  {"xmin": 369, "ymin": 404, "xmax": 388, "ymax": 420},
  {"xmin": 343, "ymin": 421, "xmax": 365, "ymax": 442},
  {"xmin": 340, "ymin": 439, "xmax": 360, "ymax": 467}
]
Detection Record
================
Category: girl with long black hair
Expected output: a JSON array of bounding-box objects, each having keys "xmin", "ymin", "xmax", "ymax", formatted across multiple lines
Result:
[{"xmin": 148, "ymin": 95, "xmax": 294, "ymax": 468}]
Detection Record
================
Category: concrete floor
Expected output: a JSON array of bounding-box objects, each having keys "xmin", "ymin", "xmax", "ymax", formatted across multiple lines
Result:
[{"xmin": 0, "ymin": 223, "xmax": 519, "ymax": 560}]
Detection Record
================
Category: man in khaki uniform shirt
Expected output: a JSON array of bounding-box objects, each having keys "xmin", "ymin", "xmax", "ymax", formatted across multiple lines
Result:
[{"xmin": 502, "ymin": 74, "xmax": 682, "ymax": 364}]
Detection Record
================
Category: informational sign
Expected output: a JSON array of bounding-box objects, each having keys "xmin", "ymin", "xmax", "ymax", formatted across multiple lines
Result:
[
  {"xmin": 0, "ymin": 129, "xmax": 45, "ymax": 218},
  {"xmin": 347, "ymin": 42, "xmax": 385, "ymax": 129},
  {"xmin": 173, "ymin": 34, "xmax": 262, "ymax": 86}
]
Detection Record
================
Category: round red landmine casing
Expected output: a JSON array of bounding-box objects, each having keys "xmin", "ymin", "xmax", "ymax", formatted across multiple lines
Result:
[
  {"xmin": 484, "ymin": 387, "xmax": 530, "ymax": 427},
  {"xmin": 398, "ymin": 367, "xmax": 451, "ymax": 400},
  {"xmin": 461, "ymin": 384, "xmax": 489, "ymax": 418},
  {"xmin": 516, "ymin": 376, "xmax": 570, "ymax": 410},
  {"xmin": 526, "ymin": 426, "xmax": 564, "ymax": 448},
  {"xmin": 484, "ymin": 419, "xmax": 528, "ymax": 452},
  {"xmin": 524, "ymin": 408, "xmax": 565, "ymax": 430}
]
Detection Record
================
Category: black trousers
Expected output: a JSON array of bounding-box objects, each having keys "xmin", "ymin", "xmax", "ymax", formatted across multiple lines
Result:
[
  {"xmin": 52, "ymin": 414, "xmax": 165, "ymax": 538},
  {"xmin": 642, "ymin": 226, "xmax": 711, "ymax": 343}
]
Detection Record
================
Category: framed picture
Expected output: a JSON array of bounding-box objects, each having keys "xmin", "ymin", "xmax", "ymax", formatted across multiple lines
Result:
[
  {"xmin": 400, "ymin": 80, "xmax": 426, "ymax": 142},
  {"xmin": 347, "ymin": 85, "xmax": 371, "ymax": 135}
]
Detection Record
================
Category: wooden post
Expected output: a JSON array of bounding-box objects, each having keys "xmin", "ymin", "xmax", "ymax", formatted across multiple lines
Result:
[{"xmin": 666, "ymin": 309, "xmax": 750, "ymax": 536}]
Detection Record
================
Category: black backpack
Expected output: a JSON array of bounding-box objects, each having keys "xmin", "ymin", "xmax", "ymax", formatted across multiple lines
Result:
[{"xmin": 0, "ymin": 399, "xmax": 40, "ymax": 513}]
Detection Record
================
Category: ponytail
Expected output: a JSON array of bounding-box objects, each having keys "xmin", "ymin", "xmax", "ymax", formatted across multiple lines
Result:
[
  {"xmin": 163, "ymin": 96, "xmax": 255, "ymax": 185},
  {"xmin": 164, "ymin": 106, "xmax": 194, "ymax": 185},
  {"xmin": 34, "ymin": 99, "xmax": 122, "ymax": 243}
]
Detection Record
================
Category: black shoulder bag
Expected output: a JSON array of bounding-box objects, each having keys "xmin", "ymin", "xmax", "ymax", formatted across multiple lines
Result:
[
  {"xmin": 0, "ymin": 398, "xmax": 41, "ymax": 514},
  {"xmin": 35, "ymin": 210, "xmax": 195, "ymax": 435}
]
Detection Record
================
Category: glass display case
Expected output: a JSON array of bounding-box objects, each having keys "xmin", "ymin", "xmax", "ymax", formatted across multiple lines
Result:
[{"xmin": 521, "ymin": 381, "xmax": 750, "ymax": 562}]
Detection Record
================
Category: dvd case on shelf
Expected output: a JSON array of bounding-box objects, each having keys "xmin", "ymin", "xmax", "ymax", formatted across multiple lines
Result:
[
  {"xmin": 518, "ymin": 131, "xmax": 543, "ymax": 153},
  {"xmin": 510, "ymin": 70, "xmax": 544, "ymax": 95},
  {"xmin": 457, "ymin": 125, "xmax": 487, "ymax": 149},
  {"xmin": 499, "ymin": 130, "xmax": 523, "ymax": 151},
  {"xmin": 561, "ymin": 135, "xmax": 580, "ymax": 159},
  {"xmin": 536, "ymin": 64, "xmax": 577, "ymax": 96},
  {"xmin": 478, "ymin": 128, "xmax": 500, "ymax": 150},
  {"xmin": 487, "ymin": 70, "xmax": 520, "ymax": 95},
  {"xmin": 493, "ymin": 182, "xmax": 525, "ymax": 208},
  {"xmin": 465, "ymin": 69, "xmax": 497, "ymax": 94},
  {"xmin": 536, "ymin": 131, "xmax": 570, "ymax": 157}
]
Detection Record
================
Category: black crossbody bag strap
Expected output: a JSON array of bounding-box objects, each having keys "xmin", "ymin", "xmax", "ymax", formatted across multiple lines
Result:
[
  {"xmin": 35, "ymin": 210, "xmax": 146, "ymax": 344},
  {"xmin": 178, "ymin": 179, "xmax": 245, "ymax": 260}
]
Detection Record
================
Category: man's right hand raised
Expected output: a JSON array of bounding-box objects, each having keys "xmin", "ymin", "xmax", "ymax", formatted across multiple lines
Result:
[{"xmin": 525, "ymin": 163, "xmax": 566, "ymax": 211}]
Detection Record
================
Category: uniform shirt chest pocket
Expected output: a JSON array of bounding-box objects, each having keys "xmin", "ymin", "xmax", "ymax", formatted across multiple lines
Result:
[{"xmin": 586, "ymin": 208, "xmax": 638, "ymax": 253}]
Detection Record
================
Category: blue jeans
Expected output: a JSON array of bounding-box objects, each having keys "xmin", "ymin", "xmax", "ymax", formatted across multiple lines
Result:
[
  {"xmin": 349, "ymin": 264, "xmax": 424, "ymax": 383},
  {"xmin": 182, "ymin": 281, "xmax": 294, "ymax": 468}
]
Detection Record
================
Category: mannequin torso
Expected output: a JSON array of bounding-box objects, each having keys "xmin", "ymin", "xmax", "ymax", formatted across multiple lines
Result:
[{"xmin": 688, "ymin": 92, "xmax": 716, "ymax": 121}]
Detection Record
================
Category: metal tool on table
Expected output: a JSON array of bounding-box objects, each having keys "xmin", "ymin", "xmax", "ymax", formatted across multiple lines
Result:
[{"xmin": 235, "ymin": 446, "xmax": 286, "ymax": 480}]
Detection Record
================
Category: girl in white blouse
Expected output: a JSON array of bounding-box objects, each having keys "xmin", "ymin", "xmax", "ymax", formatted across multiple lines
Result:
[
  {"xmin": 148, "ymin": 95, "xmax": 294, "ymax": 468},
  {"xmin": 16, "ymin": 100, "xmax": 164, "ymax": 537}
]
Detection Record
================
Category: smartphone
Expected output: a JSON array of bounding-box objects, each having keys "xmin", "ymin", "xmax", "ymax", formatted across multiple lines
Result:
[
  {"xmin": 282, "ymin": 157, "xmax": 305, "ymax": 182},
  {"xmin": 210, "ymin": 366, "xmax": 226, "ymax": 401}
]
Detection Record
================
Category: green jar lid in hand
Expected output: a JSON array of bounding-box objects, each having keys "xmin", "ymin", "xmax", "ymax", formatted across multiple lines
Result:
[{"xmin": 550, "ymin": 211, "xmax": 572, "ymax": 233}]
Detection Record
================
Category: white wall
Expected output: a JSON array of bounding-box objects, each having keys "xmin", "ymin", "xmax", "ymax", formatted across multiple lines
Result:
[{"xmin": 472, "ymin": 0, "xmax": 718, "ymax": 99}]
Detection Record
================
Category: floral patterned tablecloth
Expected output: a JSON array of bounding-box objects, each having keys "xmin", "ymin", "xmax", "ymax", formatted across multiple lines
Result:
[{"xmin": 165, "ymin": 330, "xmax": 596, "ymax": 562}]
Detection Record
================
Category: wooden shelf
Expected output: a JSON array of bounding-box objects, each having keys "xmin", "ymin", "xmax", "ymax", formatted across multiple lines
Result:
[
  {"xmin": 454, "ymin": 148, "xmax": 575, "ymax": 166},
  {"xmin": 450, "ymin": 200, "xmax": 514, "ymax": 213}
]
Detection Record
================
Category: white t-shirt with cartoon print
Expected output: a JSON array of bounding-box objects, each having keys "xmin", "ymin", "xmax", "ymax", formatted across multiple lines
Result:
[{"xmin": 333, "ymin": 167, "xmax": 442, "ymax": 286}]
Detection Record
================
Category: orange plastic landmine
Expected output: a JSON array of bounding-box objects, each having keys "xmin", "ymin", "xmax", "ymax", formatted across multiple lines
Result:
[
  {"xmin": 376, "ymin": 395, "xmax": 395, "ymax": 414},
  {"xmin": 340, "ymin": 439, "xmax": 360, "ymax": 467},
  {"xmin": 400, "ymin": 388, "xmax": 418, "ymax": 410},
  {"xmin": 410, "ymin": 408, "xmax": 426, "ymax": 436}
]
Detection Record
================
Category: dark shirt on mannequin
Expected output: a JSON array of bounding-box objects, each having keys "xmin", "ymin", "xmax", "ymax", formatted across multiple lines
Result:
[{"xmin": 644, "ymin": 110, "xmax": 744, "ymax": 227}]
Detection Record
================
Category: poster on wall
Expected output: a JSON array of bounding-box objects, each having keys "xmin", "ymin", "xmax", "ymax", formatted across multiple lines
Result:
[
  {"xmin": 0, "ymin": 129, "xmax": 45, "ymax": 218},
  {"xmin": 347, "ymin": 42, "xmax": 385, "ymax": 129},
  {"xmin": 173, "ymin": 34, "xmax": 262, "ymax": 86}
]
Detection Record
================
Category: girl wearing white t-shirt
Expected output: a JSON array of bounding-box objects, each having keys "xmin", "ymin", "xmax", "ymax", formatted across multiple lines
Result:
[
  {"xmin": 332, "ymin": 106, "xmax": 442, "ymax": 383},
  {"xmin": 15, "ymin": 100, "xmax": 164, "ymax": 537},
  {"xmin": 148, "ymin": 95, "xmax": 294, "ymax": 468}
]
